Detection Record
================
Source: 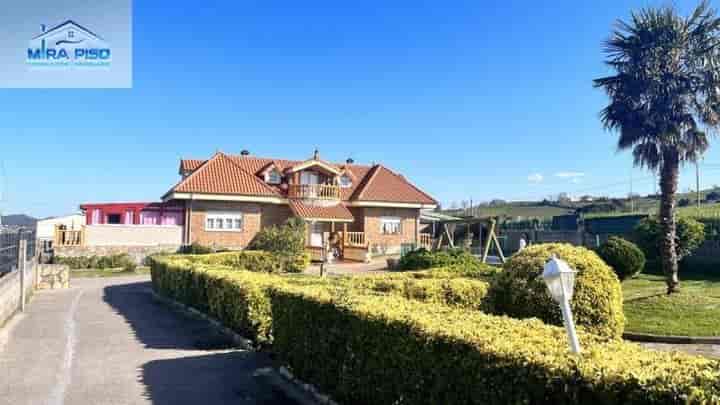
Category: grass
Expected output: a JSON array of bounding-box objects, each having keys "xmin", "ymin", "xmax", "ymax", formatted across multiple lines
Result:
[
  {"xmin": 623, "ymin": 272, "xmax": 720, "ymax": 336},
  {"xmin": 70, "ymin": 266, "xmax": 151, "ymax": 278}
]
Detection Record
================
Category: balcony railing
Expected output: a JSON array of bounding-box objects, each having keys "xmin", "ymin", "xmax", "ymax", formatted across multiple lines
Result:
[
  {"xmin": 54, "ymin": 226, "xmax": 84, "ymax": 247},
  {"xmin": 419, "ymin": 233, "xmax": 434, "ymax": 249},
  {"xmin": 345, "ymin": 231, "xmax": 366, "ymax": 247},
  {"xmin": 288, "ymin": 184, "xmax": 341, "ymax": 200}
]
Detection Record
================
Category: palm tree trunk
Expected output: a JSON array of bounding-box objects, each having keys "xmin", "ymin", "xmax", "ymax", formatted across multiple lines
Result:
[{"xmin": 659, "ymin": 151, "xmax": 680, "ymax": 294}]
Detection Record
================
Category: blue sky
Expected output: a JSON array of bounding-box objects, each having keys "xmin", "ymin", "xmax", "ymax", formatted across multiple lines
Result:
[{"xmin": 2, "ymin": 0, "xmax": 720, "ymax": 217}]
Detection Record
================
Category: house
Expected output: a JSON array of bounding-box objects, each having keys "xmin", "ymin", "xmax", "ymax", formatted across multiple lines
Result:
[
  {"xmin": 162, "ymin": 150, "xmax": 437, "ymax": 260},
  {"xmin": 36, "ymin": 213, "xmax": 85, "ymax": 252}
]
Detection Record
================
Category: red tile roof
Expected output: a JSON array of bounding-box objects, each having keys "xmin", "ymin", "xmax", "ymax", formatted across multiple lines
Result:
[
  {"xmin": 288, "ymin": 200, "xmax": 355, "ymax": 222},
  {"xmin": 167, "ymin": 152, "xmax": 436, "ymax": 205},
  {"xmin": 173, "ymin": 153, "xmax": 280, "ymax": 196}
]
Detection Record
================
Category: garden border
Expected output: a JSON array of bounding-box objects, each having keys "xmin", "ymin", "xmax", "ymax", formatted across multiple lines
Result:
[
  {"xmin": 623, "ymin": 332, "xmax": 720, "ymax": 344},
  {"xmin": 149, "ymin": 288, "xmax": 337, "ymax": 405}
]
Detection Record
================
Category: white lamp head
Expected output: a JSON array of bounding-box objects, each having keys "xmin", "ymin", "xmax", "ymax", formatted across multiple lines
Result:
[{"xmin": 542, "ymin": 254, "xmax": 577, "ymax": 303}]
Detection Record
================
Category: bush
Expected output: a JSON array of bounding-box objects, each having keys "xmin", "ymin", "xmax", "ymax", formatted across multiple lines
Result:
[
  {"xmin": 597, "ymin": 237, "xmax": 645, "ymax": 280},
  {"xmin": 248, "ymin": 218, "xmax": 308, "ymax": 271},
  {"xmin": 55, "ymin": 253, "xmax": 136, "ymax": 271},
  {"xmin": 485, "ymin": 243, "xmax": 624, "ymax": 339},
  {"xmin": 151, "ymin": 256, "xmax": 720, "ymax": 404},
  {"xmin": 397, "ymin": 248, "xmax": 489, "ymax": 273},
  {"xmin": 179, "ymin": 242, "xmax": 214, "ymax": 255},
  {"xmin": 178, "ymin": 251, "xmax": 310, "ymax": 274},
  {"xmin": 634, "ymin": 216, "xmax": 705, "ymax": 261}
]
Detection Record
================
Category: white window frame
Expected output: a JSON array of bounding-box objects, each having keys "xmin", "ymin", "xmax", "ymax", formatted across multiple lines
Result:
[
  {"xmin": 205, "ymin": 211, "xmax": 243, "ymax": 232},
  {"xmin": 339, "ymin": 174, "xmax": 352, "ymax": 188},
  {"xmin": 266, "ymin": 169, "xmax": 281, "ymax": 184},
  {"xmin": 380, "ymin": 217, "xmax": 402, "ymax": 235}
]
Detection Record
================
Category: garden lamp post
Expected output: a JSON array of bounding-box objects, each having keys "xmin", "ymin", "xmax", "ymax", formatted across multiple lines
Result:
[{"xmin": 542, "ymin": 254, "xmax": 581, "ymax": 354}]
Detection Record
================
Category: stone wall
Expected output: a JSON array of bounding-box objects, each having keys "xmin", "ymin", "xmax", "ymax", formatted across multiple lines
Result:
[
  {"xmin": 0, "ymin": 259, "xmax": 35, "ymax": 328},
  {"xmin": 36, "ymin": 264, "xmax": 69, "ymax": 290},
  {"xmin": 55, "ymin": 245, "xmax": 180, "ymax": 265}
]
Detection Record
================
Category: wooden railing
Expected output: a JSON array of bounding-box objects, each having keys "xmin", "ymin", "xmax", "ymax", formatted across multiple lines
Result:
[
  {"xmin": 419, "ymin": 233, "xmax": 433, "ymax": 249},
  {"xmin": 345, "ymin": 232, "xmax": 366, "ymax": 247},
  {"xmin": 288, "ymin": 184, "xmax": 341, "ymax": 200},
  {"xmin": 54, "ymin": 226, "xmax": 84, "ymax": 247}
]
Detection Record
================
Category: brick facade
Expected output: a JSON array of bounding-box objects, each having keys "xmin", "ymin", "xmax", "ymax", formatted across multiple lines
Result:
[
  {"xmin": 362, "ymin": 207, "xmax": 419, "ymax": 255},
  {"xmin": 187, "ymin": 201, "xmax": 420, "ymax": 255},
  {"xmin": 188, "ymin": 201, "xmax": 293, "ymax": 249}
]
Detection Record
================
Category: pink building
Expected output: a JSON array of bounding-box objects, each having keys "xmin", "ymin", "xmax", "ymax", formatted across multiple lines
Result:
[{"xmin": 80, "ymin": 202, "xmax": 184, "ymax": 226}]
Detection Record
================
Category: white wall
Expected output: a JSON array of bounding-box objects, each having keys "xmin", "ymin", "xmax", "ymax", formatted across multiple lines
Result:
[
  {"xmin": 84, "ymin": 225, "xmax": 183, "ymax": 246},
  {"xmin": 36, "ymin": 214, "xmax": 85, "ymax": 240}
]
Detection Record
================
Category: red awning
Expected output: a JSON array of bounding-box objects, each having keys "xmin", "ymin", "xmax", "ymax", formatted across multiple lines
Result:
[{"xmin": 288, "ymin": 200, "xmax": 354, "ymax": 222}]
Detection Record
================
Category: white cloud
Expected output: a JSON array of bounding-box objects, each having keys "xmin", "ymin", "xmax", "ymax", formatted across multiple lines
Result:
[
  {"xmin": 528, "ymin": 173, "xmax": 544, "ymax": 183},
  {"xmin": 555, "ymin": 171, "xmax": 585, "ymax": 179},
  {"xmin": 571, "ymin": 177, "xmax": 582, "ymax": 184}
]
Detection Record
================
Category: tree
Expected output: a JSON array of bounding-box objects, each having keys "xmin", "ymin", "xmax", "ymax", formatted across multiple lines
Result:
[
  {"xmin": 706, "ymin": 190, "xmax": 720, "ymax": 201},
  {"xmin": 634, "ymin": 217, "xmax": 705, "ymax": 262},
  {"xmin": 594, "ymin": 1, "xmax": 720, "ymax": 293}
]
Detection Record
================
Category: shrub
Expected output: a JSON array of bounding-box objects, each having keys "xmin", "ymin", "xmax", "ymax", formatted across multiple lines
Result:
[
  {"xmin": 271, "ymin": 286, "xmax": 720, "ymax": 405},
  {"xmin": 597, "ymin": 237, "xmax": 645, "ymax": 280},
  {"xmin": 180, "ymin": 242, "xmax": 214, "ymax": 255},
  {"xmin": 634, "ymin": 216, "xmax": 705, "ymax": 261},
  {"xmin": 151, "ymin": 256, "xmax": 720, "ymax": 404},
  {"xmin": 485, "ymin": 243, "xmax": 624, "ymax": 339},
  {"xmin": 397, "ymin": 248, "xmax": 489, "ymax": 273},
  {"xmin": 167, "ymin": 251, "xmax": 310, "ymax": 274},
  {"xmin": 54, "ymin": 253, "xmax": 135, "ymax": 270},
  {"xmin": 248, "ymin": 218, "xmax": 308, "ymax": 271}
]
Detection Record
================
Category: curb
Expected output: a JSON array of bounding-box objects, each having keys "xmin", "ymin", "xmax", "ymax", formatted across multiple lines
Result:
[
  {"xmin": 623, "ymin": 332, "xmax": 720, "ymax": 344},
  {"xmin": 149, "ymin": 289, "xmax": 337, "ymax": 405}
]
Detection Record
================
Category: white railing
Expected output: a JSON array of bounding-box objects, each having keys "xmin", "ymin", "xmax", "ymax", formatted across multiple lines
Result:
[{"xmin": 345, "ymin": 232, "xmax": 366, "ymax": 247}]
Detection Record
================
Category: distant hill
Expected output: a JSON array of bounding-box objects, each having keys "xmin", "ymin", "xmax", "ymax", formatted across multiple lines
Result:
[{"xmin": 1, "ymin": 214, "xmax": 37, "ymax": 227}]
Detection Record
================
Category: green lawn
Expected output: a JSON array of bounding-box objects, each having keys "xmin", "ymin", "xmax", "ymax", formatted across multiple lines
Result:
[
  {"xmin": 70, "ymin": 266, "xmax": 151, "ymax": 278},
  {"xmin": 623, "ymin": 273, "xmax": 720, "ymax": 336}
]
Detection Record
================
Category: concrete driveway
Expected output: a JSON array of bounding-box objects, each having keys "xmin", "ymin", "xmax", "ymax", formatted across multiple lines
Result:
[{"xmin": 0, "ymin": 276, "xmax": 297, "ymax": 405}]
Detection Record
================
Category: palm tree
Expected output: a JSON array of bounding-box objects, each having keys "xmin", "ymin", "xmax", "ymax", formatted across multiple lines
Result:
[{"xmin": 594, "ymin": 1, "xmax": 720, "ymax": 293}]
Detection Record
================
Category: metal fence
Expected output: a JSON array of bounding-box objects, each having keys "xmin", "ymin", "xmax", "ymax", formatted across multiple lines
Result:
[{"xmin": 0, "ymin": 229, "xmax": 36, "ymax": 274}]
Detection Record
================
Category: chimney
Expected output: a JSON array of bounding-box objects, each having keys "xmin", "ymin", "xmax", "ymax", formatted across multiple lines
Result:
[
  {"xmin": 240, "ymin": 150, "xmax": 250, "ymax": 156},
  {"xmin": 346, "ymin": 158, "xmax": 354, "ymax": 164}
]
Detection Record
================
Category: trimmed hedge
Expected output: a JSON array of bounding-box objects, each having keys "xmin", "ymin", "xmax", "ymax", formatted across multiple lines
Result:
[
  {"xmin": 178, "ymin": 250, "xmax": 310, "ymax": 273},
  {"xmin": 597, "ymin": 236, "xmax": 645, "ymax": 280},
  {"xmin": 271, "ymin": 287, "xmax": 720, "ymax": 405},
  {"xmin": 151, "ymin": 257, "xmax": 720, "ymax": 404},
  {"xmin": 486, "ymin": 243, "xmax": 625, "ymax": 339},
  {"xmin": 54, "ymin": 253, "xmax": 136, "ymax": 271}
]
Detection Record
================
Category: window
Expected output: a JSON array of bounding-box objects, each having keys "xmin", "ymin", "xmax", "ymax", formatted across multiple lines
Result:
[
  {"xmin": 68, "ymin": 30, "xmax": 75, "ymax": 38},
  {"xmin": 107, "ymin": 214, "xmax": 122, "ymax": 224},
  {"xmin": 205, "ymin": 212, "xmax": 243, "ymax": 231},
  {"xmin": 380, "ymin": 217, "xmax": 401, "ymax": 235},
  {"xmin": 339, "ymin": 174, "xmax": 352, "ymax": 188},
  {"xmin": 266, "ymin": 169, "xmax": 281, "ymax": 184}
]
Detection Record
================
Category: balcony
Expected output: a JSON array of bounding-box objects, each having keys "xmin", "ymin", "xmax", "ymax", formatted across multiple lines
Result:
[{"xmin": 288, "ymin": 184, "xmax": 341, "ymax": 201}]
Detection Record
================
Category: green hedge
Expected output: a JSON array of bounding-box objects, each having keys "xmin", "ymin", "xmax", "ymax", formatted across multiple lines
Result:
[
  {"xmin": 151, "ymin": 257, "xmax": 720, "ymax": 404},
  {"xmin": 54, "ymin": 253, "xmax": 136, "ymax": 271},
  {"xmin": 597, "ymin": 236, "xmax": 646, "ymax": 280},
  {"xmin": 271, "ymin": 287, "xmax": 720, "ymax": 405},
  {"xmin": 397, "ymin": 248, "xmax": 496, "ymax": 274},
  {"xmin": 175, "ymin": 250, "xmax": 310, "ymax": 273}
]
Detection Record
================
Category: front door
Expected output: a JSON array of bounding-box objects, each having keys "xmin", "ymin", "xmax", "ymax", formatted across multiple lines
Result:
[{"xmin": 310, "ymin": 222, "xmax": 324, "ymax": 247}]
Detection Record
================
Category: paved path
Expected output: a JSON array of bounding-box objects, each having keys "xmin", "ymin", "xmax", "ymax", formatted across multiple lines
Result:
[{"xmin": 0, "ymin": 276, "xmax": 297, "ymax": 405}]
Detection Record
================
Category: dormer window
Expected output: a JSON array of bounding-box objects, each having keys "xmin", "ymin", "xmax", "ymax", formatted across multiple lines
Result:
[
  {"xmin": 339, "ymin": 174, "xmax": 352, "ymax": 188},
  {"xmin": 266, "ymin": 168, "xmax": 281, "ymax": 184}
]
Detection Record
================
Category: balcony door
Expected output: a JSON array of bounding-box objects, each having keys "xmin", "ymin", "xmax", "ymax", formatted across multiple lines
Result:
[{"xmin": 300, "ymin": 171, "xmax": 319, "ymax": 198}]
